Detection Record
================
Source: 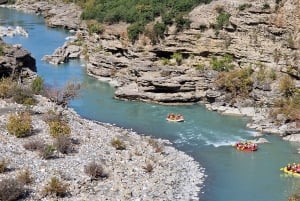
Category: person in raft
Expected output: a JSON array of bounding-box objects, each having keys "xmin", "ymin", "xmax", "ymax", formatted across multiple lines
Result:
[
  {"xmin": 286, "ymin": 163, "xmax": 300, "ymax": 173},
  {"xmin": 167, "ymin": 113, "xmax": 182, "ymax": 120}
]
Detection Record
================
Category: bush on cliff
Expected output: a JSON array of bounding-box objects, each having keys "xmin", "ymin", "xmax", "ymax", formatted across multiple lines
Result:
[
  {"xmin": 6, "ymin": 111, "xmax": 32, "ymax": 138},
  {"xmin": 31, "ymin": 76, "xmax": 44, "ymax": 94},
  {"xmin": 216, "ymin": 67, "xmax": 253, "ymax": 98},
  {"xmin": 48, "ymin": 120, "xmax": 71, "ymax": 138},
  {"xmin": 210, "ymin": 53, "xmax": 234, "ymax": 72},
  {"xmin": 273, "ymin": 92, "xmax": 300, "ymax": 126},
  {"xmin": 11, "ymin": 86, "xmax": 36, "ymax": 105},
  {"xmin": 0, "ymin": 78, "xmax": 15, "ymax": 98},
  {"xmin": 78, "ymin": 0, "xmax": 211, "ymax": 42}
]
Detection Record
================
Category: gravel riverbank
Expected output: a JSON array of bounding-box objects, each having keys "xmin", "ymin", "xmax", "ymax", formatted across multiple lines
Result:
[{"xmin": 0, "ymin": 96, "xmax": 205, "ymax": 200}]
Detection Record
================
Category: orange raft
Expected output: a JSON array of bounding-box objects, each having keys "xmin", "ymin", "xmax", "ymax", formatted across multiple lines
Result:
[
  {"xmin": 166, "ymin": 114, "xmax": 184, "ymax": 122},
  {"xmin": 234, "ymin": 141, "xmax": 258, "ymax": 152}
]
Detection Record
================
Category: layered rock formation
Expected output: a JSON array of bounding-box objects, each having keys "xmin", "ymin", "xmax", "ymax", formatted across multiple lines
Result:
[
  {"xmin": 8, "ymin": 0, "xmax": 300, "ymax": 138},
  {"xmin": 0, "ymin": 39, "xmax": 36, "ymax": 81}
]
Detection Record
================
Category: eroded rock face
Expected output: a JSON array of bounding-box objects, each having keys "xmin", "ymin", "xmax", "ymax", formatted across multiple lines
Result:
[
  {"xmin": 10, "ymin": 0, "xmax": 300, "ymax": 136},
  {"xmin": 0, "ymin": 40, "xmax": 36, "ymax": 80},
  {"xmin": 78, "ymin": 0, "xmax": 300, "ymax": 106}
]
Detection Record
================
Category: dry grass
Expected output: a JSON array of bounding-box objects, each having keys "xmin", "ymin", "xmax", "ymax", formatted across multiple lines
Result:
[
  {"xmin": 84, "ymin": 161, "xmax": 108, "ymax": 180},
  {"xmin": 0, "ymin": 158, "xmax": 9, "ymax": 173},
  {"xmin": 0, "ymin": 178, "xmax": 26, "ymax": 201},
  {"xmin": 43, "ymin": 177, "xmax": 68, "ymax": 197},
  {"xmin": 23, "ymin": 138, "xmax": 45, "ymax": 151},
  {"xmin": 17, "ymin": 169, "xmax": 33, "ymax": 184}
]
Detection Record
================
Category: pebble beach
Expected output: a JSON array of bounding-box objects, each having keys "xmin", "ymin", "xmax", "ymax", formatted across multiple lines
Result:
[{"xmin": 0, "ymin": 96, "xmax": 205, "ymax": 200}]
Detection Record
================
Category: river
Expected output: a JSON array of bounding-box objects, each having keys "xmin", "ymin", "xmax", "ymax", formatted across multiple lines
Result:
[{"xmin": 1, "ymin": 7, "xmax": 300, "ymax": 201}]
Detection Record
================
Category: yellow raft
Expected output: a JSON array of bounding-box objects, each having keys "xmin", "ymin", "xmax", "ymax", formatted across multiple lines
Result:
[{"xmin": 280, "ymin": 167, "xmax": 300, "ymax": 177}]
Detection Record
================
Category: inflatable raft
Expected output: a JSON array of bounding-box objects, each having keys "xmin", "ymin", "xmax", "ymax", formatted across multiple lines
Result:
[
  {"xmin": 280, "ymin": 167, "xmax": 300, "ymax": 177},
  {"xmin": 234, "ymin": 141, "xmax": 258, "ymax": 152},
  {"xmin": 166, "ymin": 114, "xmax": 184, "ymax": 122}
]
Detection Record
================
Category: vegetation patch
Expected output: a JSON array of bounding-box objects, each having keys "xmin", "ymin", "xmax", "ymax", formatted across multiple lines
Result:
[
  {"xmin": 39, "ymin": 144, "xmax": 56, "ymax": 159},
  {"xmin": 210, "ymin": 53, "xmax": 234, "ymax": 72},
  {"xmin": 48, "ymin": 120, "xmax": 71, "ymax": 138},
  {"xmin": 17, "ymin": 169, "xmax": 33, "ymax": 185},
  {"xmin": 70, "ymin": 0, "xmax": 211, "ymax": 42},
  {"xmin": 31, "ymin": 76, "xmax": 44, "ymax": 94},
  {"xmin": 84, "ymin": 161, "xmax": 108, "ymax": 180},
  {"xmin": 0, "ymin": 78, "xmax": 16, "ymax": 98},
  {"xmin": 6, "ymin": 111, "xmax": 32, "ymax": 138},
  {"xmin": 43, "ymin": 177, "xmax": 68, "ymax": 197},
  {"xmin": 216, "ymin": 67, "xmax": 253, "ymax": 98},
  {"xmin": 23, "ymin": 138, "xmax": 45, "ymax": 151},
  {"xmin": 0, "ymin": 178, "xmax": 26, "ymax": 201},
  {"xmin": 111, "ymin": 137, "xmax": 126, "ymax": 150}
]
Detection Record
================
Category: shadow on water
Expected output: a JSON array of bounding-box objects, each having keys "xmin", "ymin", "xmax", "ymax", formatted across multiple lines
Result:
[{"xmin": 2, "ymin": 7, "xmax": 300, "ymax": 201}]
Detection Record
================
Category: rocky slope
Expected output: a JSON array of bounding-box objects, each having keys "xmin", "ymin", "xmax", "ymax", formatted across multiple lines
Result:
[
  {"xmin": 0, "ymin": 96, "xmax": 204, "ymax": 200},
  {"xmin": 7, "ymin": 0, "xmax": 300, "ymax": 139},
  {"xmin": 0, "ymin": 39, "xmax": 36, "ymax": 82}
]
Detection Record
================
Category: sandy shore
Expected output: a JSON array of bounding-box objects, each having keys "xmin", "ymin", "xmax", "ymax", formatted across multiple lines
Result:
[{"xmin": 0, "ymin": 96, "xmax": 205, "ymax": 200}]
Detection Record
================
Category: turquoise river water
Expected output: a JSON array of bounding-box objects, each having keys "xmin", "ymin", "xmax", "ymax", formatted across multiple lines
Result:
[{"xmin": 1, "ymin": 7, "xmax": 300, "ymax": 201}]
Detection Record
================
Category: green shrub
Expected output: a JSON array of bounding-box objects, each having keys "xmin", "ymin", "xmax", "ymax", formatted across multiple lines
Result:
[
  {"xmin": 215, "ymin": 12, "xmax": 231, "ymax": 31},
  {"xmin": 48, "ymin": 121, "xmax": 71, "ymax": 138},
  {"xmin": 0, "ymin": 178, "xmax": 25, "ymax": 201},
  {"xmin": 86, "ymin": 20, "xmax": 104, "ymax": 35},
  {"xmin": 216, "ymin": 67, "xmax": 253, "ymax": 97},
  {"xmin": 127, "ymin": 22, "xmax": 145, "ymax": 43},
  {"xmin": 195, "ymin": 63, "xmax": 206, "ymax": 71},
  {"xmin": 43, "ymin": 177, "xmax": 68, "ymax": 197},
  {"xmin": 153, "ymin": 22, "xmax": 166, "ymax": 40},
  {"xmin": 6, "ymin": 112, "xmax": 32, "ymax": 138},
  {"xmin": 172, "ymin": 52, "xmax": 183, "ymax": 65},
  {"xmin": 273, "ymin": 94, "xmax": 300, "ymax": 124},
  {"xmin": 79, "ymin": 0, "xmax": 210, "ymax": 41},
  {"xmin": 279, "ymin": 75, "xmax": 296, "ymax": 97},
  {"xmin": 111, "ymin": 137, "xmax": 126, "ymax": 150},
  {"xmin": 175, "ymin": 14, "xmax": 191, "ymax": 32},
  {"xmin": 269, "ymin": 69, "xmax": 277, "ymax": 80},
  {"xmin": 31, "ymin": 76, "xmax": 44, "ymax": 94},
  {"xmin": 161, "ymin": 58, "xmax": 170, "ymax": 65},
  {"xmin": 210, "ymin": 53, "xmax": 234, "ymax": 72},
  {"xmin": 39, "ymin": 144, "xmax": 56, "ymax": 159}
]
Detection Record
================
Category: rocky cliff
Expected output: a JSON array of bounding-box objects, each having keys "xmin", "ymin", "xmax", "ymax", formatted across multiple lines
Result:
[
  {"xmin": 9, "ymin": 0, "xmax": 300, "ymax": 138},
  {"xmin": 0, "ymin": 39, "xmax": 36, "ymax": 82}
]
